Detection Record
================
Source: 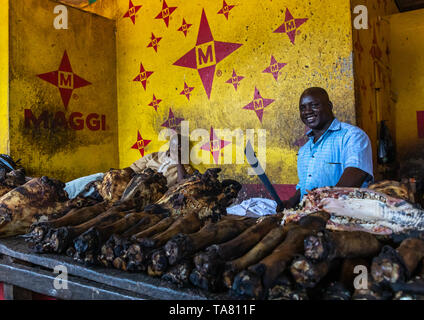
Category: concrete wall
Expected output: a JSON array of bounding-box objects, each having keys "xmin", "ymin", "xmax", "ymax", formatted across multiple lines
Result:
[
  {"xmin": 9, "ymin": 0, "xmax": 119, "ymax": 181},
  {"xmin": 107, "ymin": 0, "xmax": 356, "ymax": 185},
  {"xmin": 389, "ymin": 9, "xmax": 424, "ymax": 161},
  {"xmin": 0, "ymin": 2, "xmax": 9, "ymax": 154},
  {"xmin": 3, "ymin": 0, "xmax": 367, "ymax": 186}
]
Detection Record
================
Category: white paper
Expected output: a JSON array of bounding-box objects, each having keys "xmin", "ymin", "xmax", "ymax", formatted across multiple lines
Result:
[{"xmin": 226, "ymin": 198, "xmax": 277, "ymax": 218}]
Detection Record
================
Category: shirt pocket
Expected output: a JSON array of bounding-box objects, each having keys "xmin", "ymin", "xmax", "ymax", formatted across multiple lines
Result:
[{"xmin": 322, "ymin": 161, "xmax": 342, "ymax": 181}]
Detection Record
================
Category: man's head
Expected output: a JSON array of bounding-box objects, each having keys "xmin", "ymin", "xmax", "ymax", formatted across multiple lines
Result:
[{"xmin": 299, "ymin": 87, "xmax": 334, "ymax": 131}]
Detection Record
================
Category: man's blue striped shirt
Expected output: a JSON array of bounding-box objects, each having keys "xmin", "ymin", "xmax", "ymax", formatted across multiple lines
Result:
[{"xmin": 296, "ymin": 118, "xmax": 374, "ymax": 199}]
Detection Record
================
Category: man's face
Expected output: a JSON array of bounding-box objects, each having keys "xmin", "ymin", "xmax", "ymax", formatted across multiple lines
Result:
[{"xmin": 299, "ymin": 92, "xmax": 333, "ymax": 130}]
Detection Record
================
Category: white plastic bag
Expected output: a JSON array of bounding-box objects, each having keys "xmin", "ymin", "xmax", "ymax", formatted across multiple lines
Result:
[{"xmin": 226, "ymin": 198, "xmax": 277, "ymax": 218}]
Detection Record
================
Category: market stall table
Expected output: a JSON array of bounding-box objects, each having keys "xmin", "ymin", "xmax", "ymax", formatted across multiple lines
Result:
[{"xmin": 0, "ymin": 237, "xmax": 230, "ymax": 300}]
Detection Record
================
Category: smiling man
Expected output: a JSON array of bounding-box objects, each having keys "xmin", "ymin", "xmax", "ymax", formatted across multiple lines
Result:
[{"xmin": 278, "ymin": 87, "xmax": 374, "ymax": 210}]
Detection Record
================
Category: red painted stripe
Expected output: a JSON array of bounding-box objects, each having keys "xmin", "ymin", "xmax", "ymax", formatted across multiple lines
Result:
[{"xmin": 238, "ymin": 184, "xmax": 296, "ymax": 202}]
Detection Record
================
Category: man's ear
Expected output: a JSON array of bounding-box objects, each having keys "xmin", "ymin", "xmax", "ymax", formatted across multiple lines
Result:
[{"xmin": 328, "ymin": 101, "xmax": 333, "ymax": 111}]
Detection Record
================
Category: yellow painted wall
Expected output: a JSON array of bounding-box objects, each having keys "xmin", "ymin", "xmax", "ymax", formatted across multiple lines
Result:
[
  {"xmin": 389, "ymin": 9, "xmax": 424, "ymax": 160},
  {"xmin": 9, "ymin": 0, "xmax": 119, "ymax": 181},
  {"xmin": 351, "ymin": 0, "xmax": 399, "ymax": 178},
  {"xmin": 0, "ymin": 1, "xmax": 9, "ymax": 154},
  {"xmin": 111, "ymin": 0, "xmax": 356, "ymax": 185}
]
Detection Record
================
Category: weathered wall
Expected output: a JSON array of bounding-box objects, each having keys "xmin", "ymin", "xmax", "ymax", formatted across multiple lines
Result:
[
  {"xmin": 110, "ymin": 0, "xmax": 356, "ymax": 185},
  {"xmin": 0, "ymin": 2, "xmax": 9, "ymax": 154},
  {"xmin": 351, "ymin": 0, "xmax": 399, "ymax": 178},
  {"xmin": 9, "ymin": 0, "xmax": 119, "ymax": 181},
  {"xmin": 389, "ymin": 9, "xmax": 424, "ymax": 161},
  {"xmin": 57, "ymin": 0, "xmax": 120, "ymax": 20}
]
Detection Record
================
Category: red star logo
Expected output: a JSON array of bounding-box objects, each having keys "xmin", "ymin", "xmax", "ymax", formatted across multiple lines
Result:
[
  {"xmin": 178, "ymin": 18, "xmax": 192, "ymax": 37},
  {"xmin": 243, "ymin": 87, "xmax": 275, "ymax": 123},
  {"xmin": 155, "ymin": 0, "xmax": 177, "ymax": 28},
  {"xmin": 218, "ymin": 1, "xmax": 235, "ymax": 20},
  {"xmin": 37, "ymin": 50, "xmax": 91, "ymax": 110},
  {"xmin": 273, "ymin": 8, "xmax": 308, "ymax": 45},
  {"xmin": 226, "ymin": 69, "xmax": 244, "ymax": 91},
  {"xmin": 148, "ymin": 94, "xmax": 162, "ymax": 112},
  {"xmin": 180, "ymin": 82, "xmax": 194, "ymax": 101},
  {"xmin": 131, "ymin": 131, "xmax": 151, "ymax": 157},
  {"xmin": 173, "ymin": 9, "xmax": 242, "ymax": 99},
  {"xmin": 123, "ymin": 0, "xmax": 142, "ymax": 25},
  {"xmin": 161, "ymin": 108, "xmax": 184, "ymax": 129},
  {"xmin": 133, "ymin": 62, "xmax": 154, "ymax": 90},
  {"xmin": 201, "ymin": 127, "xmax": 231, "ymax": 164},
  {"xmin": 147, "ymin": 33, "xmax": 162, "ymax": 53},
  {"xmin": 263, "ymin": 56, "xmax": 287, "ymax": 81}
]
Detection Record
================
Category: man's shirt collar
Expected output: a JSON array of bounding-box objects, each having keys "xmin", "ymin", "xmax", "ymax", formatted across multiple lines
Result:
[{"xmin": 306, "ymin": 118, "xmax": 341, "ymax": 138}]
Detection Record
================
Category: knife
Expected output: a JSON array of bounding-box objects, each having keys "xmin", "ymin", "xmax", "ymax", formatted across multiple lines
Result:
[{"xmin": 244, "ymin": 140, "xmax": 283, "ymax": 207}]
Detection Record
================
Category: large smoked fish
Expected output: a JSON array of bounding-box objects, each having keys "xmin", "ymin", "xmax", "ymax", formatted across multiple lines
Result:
[{"xmin": 283, "ymin": 187, "xmax": 424, "ymax": 236}]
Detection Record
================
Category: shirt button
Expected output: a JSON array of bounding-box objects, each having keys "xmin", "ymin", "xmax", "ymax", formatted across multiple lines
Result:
[{"xmin": 308, "ymin": 174, "xmax": 312, "ymax": 177}]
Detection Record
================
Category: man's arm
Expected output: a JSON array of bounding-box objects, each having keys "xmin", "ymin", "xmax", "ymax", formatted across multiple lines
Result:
[
  {"xmin": 277, "ymin": 166, "xmax": 369, "ymax": 212},
  {"xmin": 129, "ymin": 154, "xmax": 151, "ymax": 173},
  {"xmin": 176, "ymin": 164, "xmax": 188, "ymax": 183},
  {"xmin": 340, "ymin": 129, "xmax": 373, "ymax": 186},
  {"xmin": 336, "ymin": 167, "xmax": 369, "ymax": 188}
]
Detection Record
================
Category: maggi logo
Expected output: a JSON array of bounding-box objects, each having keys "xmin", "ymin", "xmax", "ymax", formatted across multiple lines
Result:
[
  {"xmin": 223, "ymin": 6, "xmax": 229, "ymax": 14},
  {"xmin": 210, "ymin": 140, "xmax": 220, "ymax": 152},
  {"xmin": 162, "ymin": 7, "xmax": 169, "ymax": 18},
  {"xmin": 232, "ymin": 77, "xmax": 238, "ymax": 83},
  {"xmin": 168, "ymin": 118, "xmax": 176, "ymax": 128},
  {"xmin": 196, "ymin": 41, "xmax": 216, "ymax": 69},
  {"xmin": 285, "ymin": 19, "xmax": 296, "ymax": 32},
  {"xmin": 129, "ymin": 7, "xmax": 135, "ymax": 16},
  {"xmin": 137, "ymin": 140, "xmax": 144, "ymax": 149},
  {"xmin": 270, "ymin": 63, "xmax": 279, "ymax": 73},
  {"xmin": 58, "ymin": 71, "xmax": 73, "ymax": 89},
  {"xmin": 254, "ymin": 99, "xmax": 264, "ymax": 110},
  {"xmin": 139, "ymin": 71, "xmax": 146, "ymax": 81}
]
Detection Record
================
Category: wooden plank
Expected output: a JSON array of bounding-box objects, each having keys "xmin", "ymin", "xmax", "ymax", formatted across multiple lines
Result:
[
  {"xmin": 3, "ymin": 283, "xmax": 33, "ymax": 300},
  {"xmin": 0, "ymin": 258, "xmax": 150, "ymax": 300},
  {"xmin": 0, "ymin": 237, "xmax": 229, "ymax": 300}
]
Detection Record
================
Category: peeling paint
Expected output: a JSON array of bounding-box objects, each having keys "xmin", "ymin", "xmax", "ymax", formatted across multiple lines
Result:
[
  {"xmin": 389, "ymin": 9, "xmax": 424, "ymax": 160},
  {"xmin": 351, "ymin": 0, "xmax": 399, "ymax": 177},
  {"xmin": 0, "ymin": 2, "xmax": 9, "ymax": 154},
  {"xmin": 9, "ymin": 0, "xmax": 119, "ymax": 181},
  {"xmin": 111, "ymin": 0, "xmax": 356, "ymax": 185}
]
